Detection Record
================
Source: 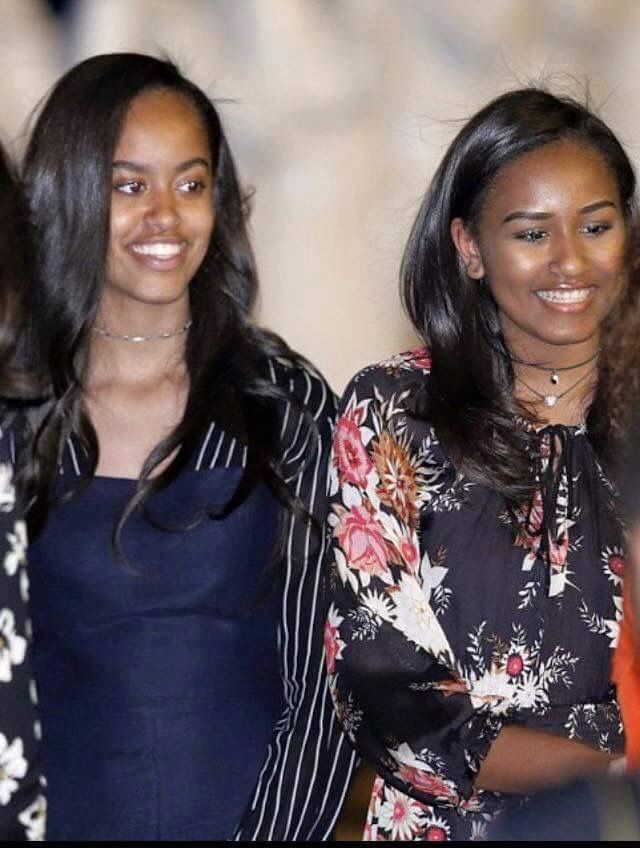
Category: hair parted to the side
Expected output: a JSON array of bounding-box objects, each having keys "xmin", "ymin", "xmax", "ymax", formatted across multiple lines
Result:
[
  {"xmin": 401, "ymin": 86, "xmax": 638, "ymax": 509},
  {"xmin": 20, "ymin": 52, "xmax": 315, "ymax": 551}
]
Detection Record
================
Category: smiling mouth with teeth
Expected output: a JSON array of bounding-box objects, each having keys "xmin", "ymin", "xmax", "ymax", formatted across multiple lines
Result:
[
  {"xmin": 131, "ymin": 243, "xmax": 184, "ymax": 259},
  {"xmin": 536, "ymin": 287, "xmax": 594, "ymax": 304}
]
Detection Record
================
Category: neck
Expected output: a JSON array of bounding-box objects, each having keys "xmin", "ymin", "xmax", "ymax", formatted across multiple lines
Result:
[
  {"xmin": 504, "ymin": 332, "xmax": 600, "ymax": 427},
  {"xmin": 88, "ymin": 299, "xmax": 191, "ymax": 385}
]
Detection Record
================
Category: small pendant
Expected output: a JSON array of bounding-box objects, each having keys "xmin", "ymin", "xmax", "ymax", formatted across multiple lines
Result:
[
  {"xmin": 551, "ymin": 370, "xmax": 559, "ymax": 385},
  {"xmin": 544, "ymin": 395, "xmax": 558, "ymax": 407}
]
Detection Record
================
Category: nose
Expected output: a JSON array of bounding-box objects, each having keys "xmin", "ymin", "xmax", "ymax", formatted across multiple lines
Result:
[
  {"xmin": 145, "ymin": 188, "xmax": 179, "ymax": 231},
  {"xmin": 548, "ymin": 230, "xmax": 587, "ymax": 281}
]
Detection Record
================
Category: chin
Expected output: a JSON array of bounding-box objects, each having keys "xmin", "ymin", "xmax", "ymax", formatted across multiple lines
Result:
[{"xmin": 532, "ymin": 322, "xmax": 600, "ymax": 347}]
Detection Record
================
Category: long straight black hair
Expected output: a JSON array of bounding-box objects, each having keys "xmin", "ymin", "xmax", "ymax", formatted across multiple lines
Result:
[
  {"xmin": 0, "ymin": 143, "xmax": 38, "ymax": 401},
  {"xmin": 401, "ymin": 87, "xmax": 638, "ymax": 507},
  {"xmin": 20, "ymin": 52, "xmax": 314, "ymax": 545}
]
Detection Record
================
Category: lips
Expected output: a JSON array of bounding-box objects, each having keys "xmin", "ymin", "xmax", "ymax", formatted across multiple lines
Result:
[
  {"xmin": 535, "ymin": 286, "xmax": 596, "ymax": 305},
  {"xmin": 131, "ymin": 241, "xmax": 185, "ymax": 259},
  {"xmin": 127, "ymin": 239, "xmax": 188, "ymax": 271}
]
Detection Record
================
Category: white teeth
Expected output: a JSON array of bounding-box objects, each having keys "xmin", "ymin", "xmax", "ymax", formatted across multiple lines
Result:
[
  {"xmin": 132, "ymin": 243, "xmax": 182, "ymax": 258},
  {"xmin": 536, "ymin": 288, "xmax": 592, "ymax": 304}
]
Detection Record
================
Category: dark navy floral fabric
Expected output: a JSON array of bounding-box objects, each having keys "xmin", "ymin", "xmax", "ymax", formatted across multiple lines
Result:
[{"xmin": 325, "ymin": 349, "xmax": 623, "ymax": 840}]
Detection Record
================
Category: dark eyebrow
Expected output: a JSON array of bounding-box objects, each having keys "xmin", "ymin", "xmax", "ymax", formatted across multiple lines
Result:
[
  {"xmin": 112, "ymin": 158, "xmax": 210, "ymax": 173},
  {"xmin": 502, "ymin": 199, "xmax": 618, "ymax": 225},
  {"xmin": 501, "ymin": 210, "xmax": 552, "ymax": 224},
  {"xmin": 113, "ymin": 160, "xmax": 147, "ymax": 172},
  {"xmin": 175, "ymin": 157, "xmax": 210, "ymax": 173},
  {"xmin": 580, "ymin": 199, "xmax": 617, "ymax": 214}
]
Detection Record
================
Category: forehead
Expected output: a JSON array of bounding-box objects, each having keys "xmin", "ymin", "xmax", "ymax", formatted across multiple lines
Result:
[
  {"xmin": 480, "ymin": 140, "xmax": 621, "ymax": 218},
  {"xmin": 114, "ymin": 89, "xmax": 210, "ymax": 158}
]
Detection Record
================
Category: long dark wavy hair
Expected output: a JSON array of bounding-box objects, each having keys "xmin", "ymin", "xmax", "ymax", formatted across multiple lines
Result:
[
  {"xmin": 20, "ymin": 52, "xmax": 314, "ymax": 548},
  {"xmin": 597, "ymin": 236, "xmax": 640, "ymax": 491},
  {"xmin": 401, "ymin": 87, "xmax": 638, "ymax": 508},
  {"xmin": 0, "ymin": 143, "xmax": 38, "ymax": 401}
]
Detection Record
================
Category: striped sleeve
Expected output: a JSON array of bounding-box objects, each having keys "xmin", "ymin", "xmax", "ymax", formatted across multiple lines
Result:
[{"xmin": 233, "ymin": 360, "xmax": 358, "ymax": 841}]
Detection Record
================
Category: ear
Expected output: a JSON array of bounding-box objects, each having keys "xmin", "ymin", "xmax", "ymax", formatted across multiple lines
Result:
[{"xmin": 450, "ymin": 218, "xmax": 485, "ymax": 279}]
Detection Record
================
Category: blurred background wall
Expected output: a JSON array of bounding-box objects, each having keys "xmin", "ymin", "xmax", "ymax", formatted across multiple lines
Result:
[
  {"xmin": 3, "ymin": 0, "xmax": 640, "ymax": 837},
  {"xmin": 2, "ymin": 0, "xmax": 640, "ymax": 393}
]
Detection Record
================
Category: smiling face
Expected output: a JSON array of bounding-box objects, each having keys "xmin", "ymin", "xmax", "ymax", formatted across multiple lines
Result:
[
  {"xmin": 104, "ymin": 88, "xmax": 215, "ymax": 319},
  {"xmin": 451, "ymin": 139, "xmax": 628, "ymax": 362}
]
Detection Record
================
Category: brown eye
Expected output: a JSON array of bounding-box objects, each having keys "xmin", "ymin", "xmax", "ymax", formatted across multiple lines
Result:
[
  {"xmin": 514, "ymin": 229, "xmax": 547, "ymax": 243},
  {"xmin": 114, "ymin": 180, "xmax": 145, "ymax": 195},
  {"xmin": 581, "ymin": 222, "xmax": 612, "ymax": 236},
  {"xmin": 177, "ymin": 179, "xmax": 206, "ymax": 194}
]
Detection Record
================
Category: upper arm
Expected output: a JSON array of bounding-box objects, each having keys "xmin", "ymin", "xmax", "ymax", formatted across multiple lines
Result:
[{"xmin": 325, "ymin": 361, "xmax": 504, "ymax": 805}]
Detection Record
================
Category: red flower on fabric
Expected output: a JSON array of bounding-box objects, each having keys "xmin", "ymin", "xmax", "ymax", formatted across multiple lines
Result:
[
  {"xmin": 334, "ymin": 416, "xmax": 373, "ymax": 487},
  {"xmin": 506, "ymin": 654, "xmax": 524, "ymax": 677},
  {"xmin": 397, "ymin": 765, "xmax": 459, "ymax": 803},
  {"xmin": 426, "ymin": 826, "xmax": 448, "ymax": 841},
  {"xmin": 411, "ymin": 349, "xmax": 432, "ymax": 371},
  {"xmin": 324, "ymin": 617, "xmax": 344, "ymax": 675},
  {"xmin": 334, "ymin": 506, "xmax": 391, "ymax": 580},
  {"xmin": 609, "ymin": 555, "xmax": 625, "ymax": 578}
]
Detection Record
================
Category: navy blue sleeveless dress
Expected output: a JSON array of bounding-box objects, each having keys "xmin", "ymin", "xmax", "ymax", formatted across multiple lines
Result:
[
  {"xmin": 26, "ymin": 358, "xmax": 358, "ymax": 841},
  {"xmin": 29, "ymin": 468, "xmax": 284, "ymax": 840}
]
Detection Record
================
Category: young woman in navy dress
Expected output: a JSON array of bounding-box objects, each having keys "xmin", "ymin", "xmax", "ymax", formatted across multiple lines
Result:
[{"xmin": 18, "ymin": 53, "xmax": 356, "ymax": 841}]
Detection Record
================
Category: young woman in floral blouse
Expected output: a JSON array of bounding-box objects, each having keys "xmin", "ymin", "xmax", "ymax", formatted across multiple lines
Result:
[
  {"xmin": 325, "ymin": 88, "xmax": 635, "ymax": 840},
  {"xmin": 0, "ymin": 144, "xmax": 45, "ymax": 840}
]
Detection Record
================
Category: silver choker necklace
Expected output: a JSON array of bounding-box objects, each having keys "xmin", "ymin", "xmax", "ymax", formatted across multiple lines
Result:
[{"xmin": 92, "ymin": 319, "xmax": 192, "ymax": 343}]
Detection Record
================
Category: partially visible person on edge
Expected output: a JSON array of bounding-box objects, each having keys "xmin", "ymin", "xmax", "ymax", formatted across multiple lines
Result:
[
  {"xmin": 0, "ymin": 142, "xmax": 45, "ymax": 839},
  {"xmin": 324, "ymin": 88, "xmax": 635, "ymax": 840},
  {"xmin": 492, "ymin": 271, "xmax": 640, "ymax": 841},
  {"xmin": 15, "ymin": 53, "xmax": 356, "ymax": 841}
]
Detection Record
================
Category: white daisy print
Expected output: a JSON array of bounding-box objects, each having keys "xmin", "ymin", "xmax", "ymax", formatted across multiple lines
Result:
[
  {"xmin": 18, "ymin": 793, "xmax": 46, "ymax": 841},
  {"xmin": 392, "ymin": 573, "xmax": 452, "ymax": 659},
  {"xmin": 601, "ymin": 545, "xmax": 625, "ymax": 587},
  {"xmin": 0, "ymin": 608, "xmax": 27, "ymax": 682},
  {"xmin": 0, "ymin": 734, "xmax": 27, "ymax": 805},
  {"xmin": 377, "ymin": 785, "xmax": 427, "ymax": 840},
  {"xmin": 0, "ymin": 464, "xmax": 15, "ymax": 514},
  {"xmin": 4, "ymin": 520, "xmax": 27, "ymax": 578}
]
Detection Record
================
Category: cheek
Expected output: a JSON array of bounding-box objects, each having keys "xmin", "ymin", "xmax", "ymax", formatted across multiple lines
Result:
[
  {"xmin": 190, "ymin": 206, "xmax": 215, "ymax": 249},
  {"xmin": 597, "ymin": 243, "xmax": 626, "ymax": 284},
  {"xmin": 483, "ymin": 243, "xmax": 542, "ymax": 297},
  {"xmin": 108, "ymin": 205, "xmax": 134, "ymax": 251}
]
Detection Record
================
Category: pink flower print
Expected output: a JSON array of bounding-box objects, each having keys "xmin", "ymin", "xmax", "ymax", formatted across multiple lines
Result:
[
  {"xmin": 411, "ymin": 349, "xmax": 432, "ymax": 371},
  {"xmin": 609, "ymin": 555, "xmax": 625, "ymax": 578},
  {"xmin": 324, "ymin": 607, "xmax": 345, "ymax": 675},
  {"xmin": 334, "ymin": 416, "xmax": 373, "ymax": 488},
  {"xmin": 334, "ymin": 506, "xmax": 391, "ymax": 581},
  {"xmin": 506, "ymin": 653, "xmax": 524, "ymax": 677},
  {"xmin": 399, "ymin": 537, "xmax": 420, "ymax": 573},
  {"xmin": 397, "ymin": 765, "xmax": 459, "ymax": 805},
  {"xmin": 426, "ymin": 825, "xmax": 448, "ymax": 841},
  {"xmin": 514, "ymin": 490, "xmax": 543, "ymax": 551},
  {"xmin": 548, "ymin": 533, "xmax": 569, "ymax": 569}
]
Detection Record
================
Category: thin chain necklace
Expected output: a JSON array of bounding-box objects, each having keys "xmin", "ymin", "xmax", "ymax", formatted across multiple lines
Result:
[
  {"xmin": 516, "ymin": 366, "xmax": 594, "ymax": 408},
  {"xmin": 92, "ymin": 319, "xmax": 192, "ymax": 343},
  {"xmin": 510, "ymin": 349, "xmax": 599, "ymax": 386}
]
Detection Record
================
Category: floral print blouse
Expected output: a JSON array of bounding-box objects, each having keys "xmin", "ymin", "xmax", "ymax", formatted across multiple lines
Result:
[
  {"xmin": 325, "ymin": 349, "xmax": 624, "ymax": 841},
  {"xmin": 0, "ymin": 437, "xmax": 45, "ymax": 841}
]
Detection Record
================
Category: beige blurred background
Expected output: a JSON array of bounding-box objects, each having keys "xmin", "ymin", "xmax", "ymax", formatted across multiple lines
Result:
[
  {"xmin": 3, "ymin": 0, "xmax": 640, "ymax": 838},
  {"xmin": 3, "ymin": 0, "xmax": 640, "ymax": 395}
]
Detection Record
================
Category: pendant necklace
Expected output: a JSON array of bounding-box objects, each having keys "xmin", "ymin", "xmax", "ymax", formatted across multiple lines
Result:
[
  {"xmin": 516, "ymin": 367, "xmax": 594, "ymax": 408},
  {"xmin": 510, "ymin": 349, "xmax": 599, "ymax": 387}
]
